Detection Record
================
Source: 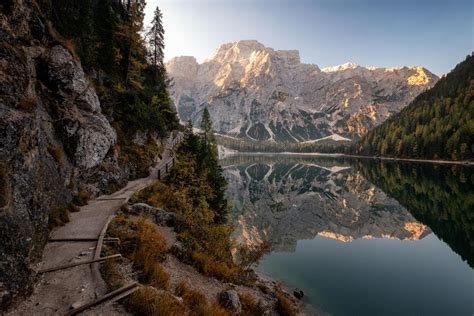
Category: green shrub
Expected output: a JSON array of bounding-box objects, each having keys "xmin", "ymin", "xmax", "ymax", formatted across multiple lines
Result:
[
  {"xmin": 68, "ymin": 203, "xmax": 80, "ymax": 212},
  {"xmin": 72, "ymin": 191, "xmax": 90, "ymax": 206},
  {"xmin": 49, "ymin": 206, "xmax": 70, "ymax": 228}
]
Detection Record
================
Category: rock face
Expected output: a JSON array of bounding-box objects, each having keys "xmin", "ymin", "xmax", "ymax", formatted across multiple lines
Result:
[
  {"xmin": 166, "ymin": 40, "xmax": 438, "ymax": 142},
  {"xmin": 42, "ymin": 45, "xmax": 117, "ymax": 169},
  {"xmin": 0, "ymin": 0, "xmax": 124, "ymax": 308},
  {"xmin": 221, "ymin": 156, "xmax": 431, "ymax": 252}
]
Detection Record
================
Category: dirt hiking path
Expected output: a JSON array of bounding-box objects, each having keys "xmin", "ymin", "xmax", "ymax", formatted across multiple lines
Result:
[{"xmin": 8, "ymin": 134, "xmax": 180, "ymax": 316}]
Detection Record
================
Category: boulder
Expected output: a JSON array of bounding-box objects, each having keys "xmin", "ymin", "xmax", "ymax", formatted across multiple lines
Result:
[
  {"xmin": 46, "ymin": 45, "xmax": 101, "ymax": 113},
  {"xmin": 293, "ymin": 288, "xmax": 304, "ymax": 300},
  {"xmin": 44, "ymin": 46, "xmax": 117, "ymax": 170},
  {"xmin": 218, "ymin": 290, "xmax": 242, "ymax": 315},
  {"xmin": 129, "ymin": 203, "xmax": 177, "ymax": 226},
  {"xmin": 170, "ymin": 241, "xmax": 184, "ymax": 258},
  {"xmin": 71, "ymin": 113, "xmax": 117, "ymax": 170}
]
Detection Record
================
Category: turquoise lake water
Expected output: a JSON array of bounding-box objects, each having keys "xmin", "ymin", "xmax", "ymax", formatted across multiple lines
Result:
[{"xmin": 222, "ymin": 155, "xmax": 474, "ymax": 315}]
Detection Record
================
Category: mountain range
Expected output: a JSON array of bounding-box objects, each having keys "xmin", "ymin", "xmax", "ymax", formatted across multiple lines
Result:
[{"xmin": 166, "ymin": 40, "xmax": 438, "ymax": 143}]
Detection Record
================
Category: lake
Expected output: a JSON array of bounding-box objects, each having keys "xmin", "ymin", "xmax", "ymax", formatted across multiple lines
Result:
[{"xmin": 221, "ymin": 154, "xmax": 474, "ymax": 316}]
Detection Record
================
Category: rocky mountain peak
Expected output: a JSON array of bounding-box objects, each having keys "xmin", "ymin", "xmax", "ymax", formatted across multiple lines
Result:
[
  {"xmin": 166, "ymin": 41, "xmax": 439, "ymax": 142},
  {"xmin": 206, "ymin": 40, "xmax": 267, "ymax": 63},
  {"xmin": 322, "ymin": 62, "xmax": 360, "ymax": 72},
  {"xmin": 166, "ymin": 56, "xmax": 199, "ymax": 79}
]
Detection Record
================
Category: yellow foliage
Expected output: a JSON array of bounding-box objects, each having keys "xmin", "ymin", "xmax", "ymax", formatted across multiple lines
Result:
[
  {"xmin": 191, "ymin": 252, "xmax": 239, "ymax": 283},
  {"xmin": 148, "ymin": 263, "xmax": 170, "ymax": 290},
  {"xmin": 239, "ymin": 292, "xmax": 266, "ymax": 316},
  {"xmin": 129, "ymin": 286, "xmax": 185, "ymax": 316},
  {"xmin": 275, "ymin": 289, "xmax": 299, "ymax": 316},
  {"xmin": 175, "ymin": 282, "xmax": 230, "ymax": 316},
  {"xmin": 133, "ymin": 218, "xmax": 168, "ymax": 269}
]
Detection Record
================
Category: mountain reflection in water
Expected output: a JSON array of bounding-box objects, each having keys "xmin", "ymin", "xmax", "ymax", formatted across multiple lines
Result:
[{"xmin": 222, "ymin": 155, "xmax": 474, "ymax": 315}]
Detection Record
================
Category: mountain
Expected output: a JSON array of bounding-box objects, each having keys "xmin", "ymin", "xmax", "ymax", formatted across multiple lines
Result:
[
  {"xmin": 166, "ymin": 40, "xmax": 438, "ymax": 143},
  {"xmin": 354, "ymin": 54, "xmax": 474, "ymax": 160},
  {"xmin": 221, "ymin": 156, "xmax": 430, "ymax": 252}
]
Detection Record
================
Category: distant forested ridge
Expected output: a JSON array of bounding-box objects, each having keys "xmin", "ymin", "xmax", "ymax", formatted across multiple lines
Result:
[
  {"xmin": 216, "ymin": 135, "xmax": 351, "ymax": 154},
  {"xmin": 354, "ymin": 54, "xmax": 474, "ymax": 161}
]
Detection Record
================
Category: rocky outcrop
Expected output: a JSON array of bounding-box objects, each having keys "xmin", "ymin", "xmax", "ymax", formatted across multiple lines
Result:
[
  {"xmin": 0, "ymin": 0, "xmax": 125, "ymax": 308},
  {"xmin": 166, "ymin": 40, "xmax": 438, "ymax": 142},
  {"xmin": 41, "ymin": 45, "xmax": 117, "ymax": 170},
  {"xmin": 127, "ymin": 203, "xmax": 177, "ymax": 227}
]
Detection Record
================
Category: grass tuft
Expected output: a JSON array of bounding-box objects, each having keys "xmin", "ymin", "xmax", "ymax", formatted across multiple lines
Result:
[
  {"xmin": 275, "ymin": 288, "xmax": 299, "ymax": 316},
  {"xmin": 132, "ymin": 218, "xmax": 169, "ymax": 287},
  {"xmin": 129, "ymin": 286, "xmax": 185, "ymax": 316},
  {"xmin": 239, "ymin": 292, "xmax": 266, "ymax": 316},
  {"xmin": 148, "ymin": 262, "xmax": 170, "ymax": 290},
  {"xmin": 175, "ymin": 281, "xmax": 229, "ymax": 316},
  {"xmin": 18, "ymin": 96, "xmax": 37, "ymax": 112},
  {"xmin": 72, "ymin": 191, "xmax": 90, "ymax": 206},
  {"xmin": 49, "ymin": 206, "xmax": 70, "ymax": 228},
  {"xmin": 191, "ymin": 251, "xmax": 240, "ymax": 283},
  {"xmin": 68, "ymin": 203, "xmax": 80, "ymax": 213}
]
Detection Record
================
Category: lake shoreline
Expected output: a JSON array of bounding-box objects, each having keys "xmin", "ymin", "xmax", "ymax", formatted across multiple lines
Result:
[{"xmin": 221, "ymin": 150, "xmax": 474, "ymax": 166}]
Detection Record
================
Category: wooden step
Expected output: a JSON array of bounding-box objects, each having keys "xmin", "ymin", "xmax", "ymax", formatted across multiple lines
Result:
[
  {"xmin": 37, "ymin": 254, "xmax": 121, "ymax": 274},
  {"xmin": 65, "ymin": 282, "xmax": 139, "ymax": 315},
  {"xmin": 48, "ymin": 237, "xmax": 120, "ymax": 243}
]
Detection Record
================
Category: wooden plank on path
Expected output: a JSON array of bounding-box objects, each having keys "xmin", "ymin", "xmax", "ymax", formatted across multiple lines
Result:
[
  {"xmin": 37, "ymin": 254, "xmax": 121, "ymax": 274},
  {"xmin": 91, "ymin": 215, "xmax": 116, "ymax": 283},
  {"xmin": 65, "ymin": 282, "xmax": 139, "ymax": 315},
  {"xmin": 48, "ymin": 237, "xmax": 120, "ymax": 243},
  {"xmin": 95, "ymin": 197, "xmax": 127, "ymax": 201}
]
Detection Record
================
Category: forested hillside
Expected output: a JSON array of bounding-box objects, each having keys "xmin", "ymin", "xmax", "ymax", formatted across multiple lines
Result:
[
  {"xmin": 38, "ymin": 0, "xmax": 178, "ymax": 135},
  {"xmin": 216, "ymin": 135, "xmax": 351, "ymax": 154},
  {"xmin": 354, "ymin": 54, "xmax": 474, "ymax": 160}
]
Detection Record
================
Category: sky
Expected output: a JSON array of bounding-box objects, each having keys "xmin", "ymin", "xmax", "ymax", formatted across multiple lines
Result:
[{"xmin": 144, "ymin": 0, "xmax": 474, "ymax": 76}]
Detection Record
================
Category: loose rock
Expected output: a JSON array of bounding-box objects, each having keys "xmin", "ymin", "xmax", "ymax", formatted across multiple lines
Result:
[
  {"xmin": 218, "ymin": 290, "xmax": 242, "ymax": 315},
  {"xmin": 293, "ymin": 288, "xmax": 304, "ymax": 300},
  {"xmin": 129, "ymin": 203, "xmax": 177, "ymax": 226}
]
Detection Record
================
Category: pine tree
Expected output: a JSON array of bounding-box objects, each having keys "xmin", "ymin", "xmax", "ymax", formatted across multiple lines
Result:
[
  {"xmin": 146, "ymin": 6, "xmax": 165, "ymax": 86},
  {"xmin": 200, "ymin": 107, "xmax": 215, "ymax": 148},
  {"xmin": 94, "ymin": 0, "xmax": 116, "ymax": 71},
  {"xmin": 118, "ymin": 0, "xmax": 146, "ymax": 89}
]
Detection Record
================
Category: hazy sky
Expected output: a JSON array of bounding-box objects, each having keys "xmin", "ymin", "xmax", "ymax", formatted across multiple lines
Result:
[{"xmin": 144, "ymin": 0, "xmax": 473, "ymax": 75}]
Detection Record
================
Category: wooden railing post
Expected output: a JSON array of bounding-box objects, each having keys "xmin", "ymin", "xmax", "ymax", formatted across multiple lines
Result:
[
  {"xmin": 165, "ymin": 163, "xmax": 168, "ymax": 173},
  {"xmin": 158, "ymin": 169, "xmax": 161, "ymax": 180}
]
